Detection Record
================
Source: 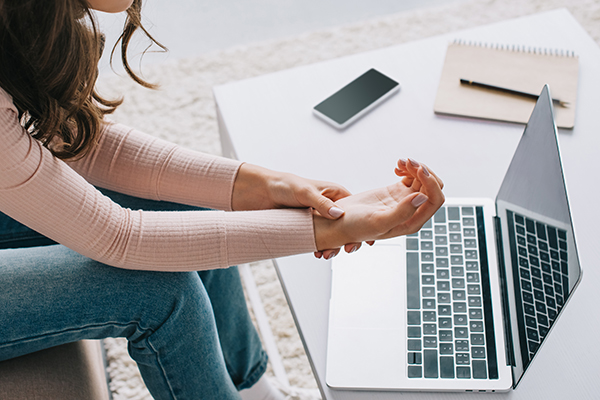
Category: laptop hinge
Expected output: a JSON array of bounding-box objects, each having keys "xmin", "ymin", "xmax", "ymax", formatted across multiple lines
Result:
[{"xmin": 494, "ymin": 216, "xmax": 515, "ymax": 367}]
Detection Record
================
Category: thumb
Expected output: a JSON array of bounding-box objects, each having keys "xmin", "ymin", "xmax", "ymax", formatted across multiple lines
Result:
[{"xmin": 311, "ymin": 191, "xmax": 345, "ymax": 219}]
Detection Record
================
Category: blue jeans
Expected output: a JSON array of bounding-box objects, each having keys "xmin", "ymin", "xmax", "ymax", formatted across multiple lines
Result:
[{"xmin": 0, "ymin": 189, "xmax": 267, "ymax": 400}]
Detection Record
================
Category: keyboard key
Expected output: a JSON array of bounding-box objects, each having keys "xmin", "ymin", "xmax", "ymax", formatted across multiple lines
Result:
[
  {"xmin": 463, "ymin": 217, "xmax": 475, "ymax": 226},
  {"xmin": 439, "ymin": 330, "xmax": 453, "ymax": 342},
  {"xmin": 448, "ymin": 207, "xmax": 460, "ymax": 221},
  {"xmin": 466, "ymin": 272, "xmax": 480, "ymax": 283},
  {"xmin": 455, "ymin": 340, "xmax": 469, "ymax": 352},
  {"xmin": 450, "ymin": 244, "xmax": 463, "ymax": 254},
  {"xmin": 456, "ymin": 366, "xmax": 471, "ymax": 379},
  {"xmin": 423, "ymin": 287, "xmax": 435, "ymax": 297},
  {"xmin": 437, "ymin": 258, "xmax": 449, "ymax": 268},
  {"xmin": 436, "ymin": 236, "xmax": 448, "ymax": 245},
  {"xmin": 435, "ymin": 225, "xmax": 447, "ymax": 234},
  {"xmin": 470, "ymin": 321, "xmax": 484, "ymax": 332},
  {"xmin": 440, "ymin": 356, "xmax": 455, "ymax": 378},
  {"xmin": 465, "ymin": 250, "xmax": 478, "ymax": 260},
  {"xmin": 522, "ymin": 291, "xmax": 534, "ymax": 304},
  {"xmin": 472, "ymin": 347, "xmax": 486, "ymax": 359},
  {"xmin": 462, "ymin": 207, "xmax": 474, "ymax": 216},
  {"xmin": 527, "ymin": 328, "xmax": 539, "ymax": 342},
  {"xmin": 423, "ymin": 336, "xmax": 438, "ymax": 348},
  {"xmin": 547, "ymin": 226, "xmax": 558, "ymax": 249},
  {"xmin": 472, "ymin": 360, "xmax": 488, "ymax": 379},
  {"xmin": 421, "ymin": 230, "xmax": 433, "ymax": 240},
  {"xmin": 423, "ymin": 299, "xmax": 436, "ymax": 309},
  {"xmin": 524, "ymin": 303, "xmax": 535, "ymax": 316},
  {"xmin": 408, "ymin": 339, "xmax": 422, "ymax": 351},
  {"xmin": 449, "ymin": 223, "xmax": 461, "ymax": 232},
  {"xmin": 464, "ymin": 239, "xmax": 477, "ymax": 249},
  {"xmin": 456, "ymin": 353, "xmax": 470, "ymax": 365},
  {"xmin": 407, "ymin": 327, "xmax": 421, "ymax": 338},
  {"xmin": 423, "ymin": 311, "xmax": 436, "ymax": 321},
  {"xmin": 452, "ymin": 290, "xmax": 466, "ymax": 301},
  {"xmin": 423, "ymin": 275, "xmax": 435, "ymax": 285},
  {"xmin": 439, "ymin": 317, "xmax": 452, "ymax": 328},
  {"xmin": 407, "ymin": 311, "xmax": 420, "ymax": 325},
  {"xmin": 452, "ymin": 279, "xmax": 465, "ymax": 289},
  {"xmin": 471, "ymin": 334, "xmax": 484, "ymax": 345},
  {"xmin": 422, "ymin": 241, "xmax": 434, "ymax": 251},
  {"xmin": 463, "ymin": 228, "xmax": 476, "ymax": 237},
  {"xmin": 437, "ymin": 269, "xmax": 449, "ymax": 279},
  {"xmin": 408, "ymin": 365, "xmax": 422, "ymax": 378},
  {"xmin": 515, "ymin": 214, "xmax": 525, "ymax": 225},
  {"xmin": 408, "ymin": 352, "xmax": 422, "ymax": 364},
  {"xmin": 453, "ymin": 303, "xmax": 467, "ymax": 314},
  {"xmin": 449, "ymin": 233, "xmax": 462, "ymax": 242},
  {"xmin": 423, "ymin": 324, "xmax": 436, "ymax": 335},
  {"xmin": 406, "ymin": 253, "xmax": 420, "ymax": 309},
  {"xmin": 422, "ymin": 263, "xmax": 434, "ymax": 273},
  {"xmin": 437, "ymin": 281, "xmax": 450, "ymax": 291},
  {"xmin": 454, "ymin": 315, "xmax": 468, "ymax": 325},
  {"xmin": 438, "ymin": 305, "xmax": 451, "ymax": 315},
  {"xmin": 526, "ymin": 218, "xmax": 535, "ymax": 234},
  {"xmin": 451, "ymin": 256, "xmax": 464, "ymax": 265},
  {"xmin": 438, "ymin": 293, "xmax": 451, "ymax": 303},
  {"xmin": 451, "ymin": 267, "xmax": 464, "ymax": 276},
  {"xmin": 467, "ymin": 285, "xmax": 481, "ymax": 295},
  {"xmin": 536, "ymin": 222, "xmax": 547, "ymax": 240},
  {"xmin": 469, "ymin": 309, "xmax": 483, "ymax": 319},
  {"xmin": 468, "ymin": 296, "xmax": 482, "ymax": 307},
  {"xmin": 440, "ymin": 343, "xmax": 453, "ymax": 354},
  {"xmin": 406, "ymin": 238, "xmax": 419, "ymax": 250},
  {"xmin": 423, "ymin": 350, "xmax": 439, "ymax": 378},
  {"xmin": 434, "ymin": 208, "xmax": 446, "ymax": 223},
  {"xmin": 455, "ymin": 327, "xmax": 468, "ymax": 338}
]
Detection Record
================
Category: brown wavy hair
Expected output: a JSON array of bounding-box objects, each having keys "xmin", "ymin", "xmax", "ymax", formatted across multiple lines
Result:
[{"xmin": 0, "ymin": 0, "xmax": 164, "ymax": 160}]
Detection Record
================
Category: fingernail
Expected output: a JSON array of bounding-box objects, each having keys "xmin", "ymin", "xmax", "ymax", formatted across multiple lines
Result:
[
  {"xmin": 422, "ymin": 165, "xmax": 430, "ymax": 176},
  {"xmin": 408, "ymin": 158, "xmax": 420, "ymax": 168},
  {"xmin": 349, "ymin": 245, "xmax": 358, "ymax": 253},
  {"xmin": 325, "ymin": 252, "xmax": 336, "ymax": 260},
  {"xmin": 411, "ymin": 193, "xmax": 428, "ymax": 207},
  {"xmin": 328, "ymin": 206, "xmax": 345, "ymax": 218},
  {"xmin": 398, "ymin": 158, "xmax": 407, "ymax": 166}
]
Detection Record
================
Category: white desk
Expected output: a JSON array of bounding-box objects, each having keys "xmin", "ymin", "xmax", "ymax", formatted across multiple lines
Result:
[{"xmin": 214, "ymin": 9, "xmax": 600, "ymax": 399}]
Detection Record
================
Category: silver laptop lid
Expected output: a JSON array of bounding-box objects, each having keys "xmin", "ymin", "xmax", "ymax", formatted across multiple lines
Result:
[{"xmin": 495, "ymin": 85, "xmax": 582, "ymax": 387}]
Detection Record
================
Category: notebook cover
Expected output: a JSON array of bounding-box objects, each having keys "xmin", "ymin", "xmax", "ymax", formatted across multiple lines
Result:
[{"xmin": 433, "ymin": 42, "xmax": 579, "ymax": 129}]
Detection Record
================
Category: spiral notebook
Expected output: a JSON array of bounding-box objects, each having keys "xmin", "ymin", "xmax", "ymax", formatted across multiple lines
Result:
[{"xmin": 433, "ymin": 40, "xmax": 579, "ymax": 128}]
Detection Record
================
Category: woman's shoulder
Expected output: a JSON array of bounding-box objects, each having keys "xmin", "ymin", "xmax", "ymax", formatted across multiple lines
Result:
[{"xmin": 0, "ymin": 86, "xmax": 17, "ymax": 112}]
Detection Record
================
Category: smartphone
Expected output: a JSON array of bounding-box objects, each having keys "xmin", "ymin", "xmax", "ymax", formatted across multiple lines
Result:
[{"xmin": 313, "ymin": 68, "xmax": 400, "ymax": 129}]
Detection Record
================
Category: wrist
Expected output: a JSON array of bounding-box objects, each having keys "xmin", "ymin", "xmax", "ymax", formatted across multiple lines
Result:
[
  {"xmin": 313, "ymin": 213, "xmax": 346, "ymax": 251},
  {"xmin": 232, "ymin": 163, "xmax": 275, "ymax": 211}
]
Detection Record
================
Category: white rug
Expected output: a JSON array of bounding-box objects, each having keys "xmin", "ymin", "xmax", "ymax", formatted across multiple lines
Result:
[{"xmin": 97, "ymin": 0, "xmax": 600, "ymax": 398}]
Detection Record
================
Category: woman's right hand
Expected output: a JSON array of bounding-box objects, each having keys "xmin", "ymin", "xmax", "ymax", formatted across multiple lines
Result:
[{"xmin": 313, "ymin": 159, "xmax": 444, "ymax": 253}]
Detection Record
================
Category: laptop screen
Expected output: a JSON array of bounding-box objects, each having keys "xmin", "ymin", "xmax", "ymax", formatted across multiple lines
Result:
[{"xmin": 495, "ymin": 85, "xmax": 582, "ymax": 386}]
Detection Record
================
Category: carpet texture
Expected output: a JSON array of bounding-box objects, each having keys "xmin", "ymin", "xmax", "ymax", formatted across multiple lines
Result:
[{"xmin": 96, "ymin": 0, "xmax": 600, "ymax": 398}]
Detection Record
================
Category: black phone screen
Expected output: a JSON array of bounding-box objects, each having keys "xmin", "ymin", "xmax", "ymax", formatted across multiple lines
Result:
[{"xmin": 313, "ymin": 69, "xmax": 399, "ymax": 126}]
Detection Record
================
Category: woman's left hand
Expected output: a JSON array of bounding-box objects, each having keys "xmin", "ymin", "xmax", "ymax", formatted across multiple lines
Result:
[{"xmin": 231, "ymin": 163, "xmax": 361, "ymax": 258}]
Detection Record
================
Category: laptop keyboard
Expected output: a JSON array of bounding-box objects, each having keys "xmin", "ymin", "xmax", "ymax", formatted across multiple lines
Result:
[
  {"xmin": 405, "ymin": 206, "xmax": 497, "ymax": 380},
  {"xmin": 507, "ymin": 211, "xmax": 569, "ymax": 365}
]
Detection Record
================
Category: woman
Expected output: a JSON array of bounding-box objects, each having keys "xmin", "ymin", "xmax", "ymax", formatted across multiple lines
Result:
[{"xmin": 0, "ymin": 0, "xmax": 444, "ymax": 399}]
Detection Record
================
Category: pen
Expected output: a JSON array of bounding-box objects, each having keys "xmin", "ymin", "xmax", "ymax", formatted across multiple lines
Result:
[{"xmin": 460, "ymin": 78, "xmax": 569, "ymax": 107}]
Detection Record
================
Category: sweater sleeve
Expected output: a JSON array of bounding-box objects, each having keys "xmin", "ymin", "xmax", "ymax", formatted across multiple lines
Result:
[
  {"xmin": 0, "ymin": 88, "xmax": 317, "ymax": 271},
  {"xmin": 67, "ymin": 122, "xmax": 241, "ymax": 211}
]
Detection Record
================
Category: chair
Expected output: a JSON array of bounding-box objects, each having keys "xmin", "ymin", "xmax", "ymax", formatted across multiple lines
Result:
[{"xmin": 0, "ymin": 340, "xmax": 111, "ymax": 399}]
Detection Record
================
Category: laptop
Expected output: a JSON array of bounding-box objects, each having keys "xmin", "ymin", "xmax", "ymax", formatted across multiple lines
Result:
[{"xmin": 326, "ymin": 85, "xmax": 582, "ymax": 392}]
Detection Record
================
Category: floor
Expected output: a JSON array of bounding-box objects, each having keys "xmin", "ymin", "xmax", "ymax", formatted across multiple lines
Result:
[{"xmin": 94, "ymin": 0, "xmax": 458, "ymax": 76}]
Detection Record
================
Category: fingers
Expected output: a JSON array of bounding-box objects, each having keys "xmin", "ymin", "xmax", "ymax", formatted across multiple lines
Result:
[
  {"xmin": 394, "ymin": 158, "xmax": 444, "ymax": 189},
  {"xmin": 305, "ymin": 187, "xmax": 346, "ymax": 220}
]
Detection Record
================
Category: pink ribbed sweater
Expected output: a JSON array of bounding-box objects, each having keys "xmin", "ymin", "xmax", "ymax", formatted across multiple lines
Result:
[{"xmin": 0, "ymin": 87, "xmax": 317, "ymax": 271}]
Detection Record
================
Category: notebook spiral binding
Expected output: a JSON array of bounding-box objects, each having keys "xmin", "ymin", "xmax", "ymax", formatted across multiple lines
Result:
[{"xmin": 452, "ymin": 38, "xmax": 577, "ymax": 58}]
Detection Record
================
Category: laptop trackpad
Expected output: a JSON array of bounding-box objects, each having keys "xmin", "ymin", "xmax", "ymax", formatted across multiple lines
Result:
[{"xmin": 327, "ymin": 243, "xmax": 405, "ymax": 387}]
